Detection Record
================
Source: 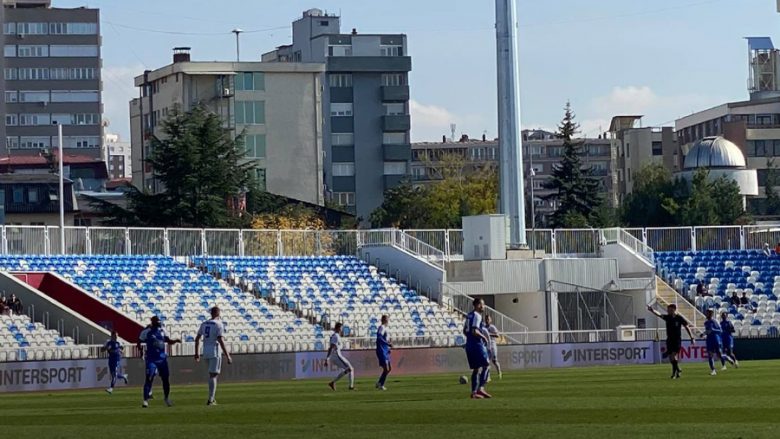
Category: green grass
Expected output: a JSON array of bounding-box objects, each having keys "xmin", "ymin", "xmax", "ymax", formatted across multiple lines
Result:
[{"xmin": 2, "ymin": 360, "xmax": 779, "ymax": 439}]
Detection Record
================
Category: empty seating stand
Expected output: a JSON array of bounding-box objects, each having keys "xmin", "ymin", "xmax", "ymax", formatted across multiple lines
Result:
[
  {"xmin": 0, "ymin": 313, "xmax": 80, "ymax": 361},
  {"xmin": 656, "ymin": 249, "xmax": 780, "ymax": 337},
  {"xmin": 195, "ymin": 256, "xmax": 463, "ymax": 346}
]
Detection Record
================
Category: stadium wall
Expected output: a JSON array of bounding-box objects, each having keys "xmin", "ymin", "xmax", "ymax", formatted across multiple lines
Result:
[{"xmin": 359, "ymin": 246, "xmax": 444, "ymax": 300}]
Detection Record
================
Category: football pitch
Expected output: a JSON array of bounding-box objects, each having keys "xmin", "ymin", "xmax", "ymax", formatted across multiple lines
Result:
[{"xmin": 3, "ymin": 360, "xmax": 779, "ymax": 439}]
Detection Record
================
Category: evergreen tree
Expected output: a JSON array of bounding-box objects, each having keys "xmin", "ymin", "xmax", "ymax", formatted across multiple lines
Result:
[
  {"xmin": 543, "ymin": 102, "xmax": 602, "ymax": 228},
  {"xmin": 110, "ymin": 105, "xmax": 259, "ymax": 228},
  {"xmin": 764, "ymin": 159, "xmax": 780, "ymax": 216}
]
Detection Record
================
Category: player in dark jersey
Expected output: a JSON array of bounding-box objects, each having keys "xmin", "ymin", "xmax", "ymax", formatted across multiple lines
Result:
[{"xmin": 647, "ymin": 303, "xmax": 695, "ymax": 379}]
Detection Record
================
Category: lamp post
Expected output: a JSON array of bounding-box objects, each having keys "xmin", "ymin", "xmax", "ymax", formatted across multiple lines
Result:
[
  {"xmin": 57, "ymin": 123, "xmax": 65, "ymax": 254},
  {"xmin": 232, "ymin": 28, "xmax": 243, "ymax": 62}
]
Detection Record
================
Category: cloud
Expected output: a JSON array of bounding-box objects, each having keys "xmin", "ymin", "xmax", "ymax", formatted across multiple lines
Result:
[
  {"xmin": 579, "ymin": 85, "xmax": 727, "ymax": 136},
  {"xmin": 410, "ymin": 99, "xmax": 460, "ymax": 142},
  {"xmin": 101, "ymin": 64, "xmax": 143, "ymax": 141}
]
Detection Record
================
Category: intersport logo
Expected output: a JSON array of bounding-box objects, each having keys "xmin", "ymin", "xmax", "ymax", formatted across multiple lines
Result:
[{"xmin": 561, "ymin": 347, "xmax": 650, "ymax": 363}]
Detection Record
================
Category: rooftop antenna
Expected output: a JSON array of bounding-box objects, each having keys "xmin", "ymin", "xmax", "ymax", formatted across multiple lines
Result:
[
  {"xmin": 450, "ymin": 123, "xmax": 456, "ymax": 142},
  {"xmin": 232, "ymin": 28, "xmax": 243, "ymax": 62}
]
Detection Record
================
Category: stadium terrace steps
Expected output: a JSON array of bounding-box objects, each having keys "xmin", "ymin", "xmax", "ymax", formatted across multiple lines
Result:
[{"xmin": 655, "ymin": 275, "xmax": 705, "ymax": 328}]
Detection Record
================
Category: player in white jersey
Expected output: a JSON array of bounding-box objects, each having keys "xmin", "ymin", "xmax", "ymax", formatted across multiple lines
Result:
[
  {"xmin": 325, "ymin": 322, "xmax": 355, "ymax": 391},
  {"xmin": 194, "ymin": 306, "xmax": 232, "ymax": 406},
  {"xmin": 483, "ymin": 315, "xmax": 502, "ymax": 379}
]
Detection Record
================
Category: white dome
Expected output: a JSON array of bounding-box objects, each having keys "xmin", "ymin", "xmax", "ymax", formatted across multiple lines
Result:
[{"xmin": 683, "ymin": 136, "xmax": 746, "ymax": 170}]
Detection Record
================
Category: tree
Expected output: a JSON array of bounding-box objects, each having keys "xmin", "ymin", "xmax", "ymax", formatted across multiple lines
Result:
[
  {"xmin": 764, "ymin": 159, "xmax": 780, "ymax": 216},
  {"xmin": 620, "ymin": 163, "xmax": 679, "ymax": 227},
  {"xmin": 100, "ymin": 105, "xmax": 260, "ymax": 228},
  {"xmin": 543, "ymin": 102, "xmax": 603, "ymax": 228},
  {"xmin": 369, "ymin": 181, "xmax": 431, "ymax": 228}
]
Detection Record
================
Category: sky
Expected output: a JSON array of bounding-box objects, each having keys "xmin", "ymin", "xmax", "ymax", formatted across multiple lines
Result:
[{"xmin": 55, "ymin": 0, "xmax": 780, "ymax": 142}]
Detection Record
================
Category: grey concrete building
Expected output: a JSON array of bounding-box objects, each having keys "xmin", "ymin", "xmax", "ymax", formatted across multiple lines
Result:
[
  {"xmin": 129, "ymin": 49, "xmax": 325, "ymax": 206},
  {"xmin": 263, "ymin": 8, "xmax": 412, "ymax": 220},
  {"xmin": 2, "ymin": 0, "xmax": 102, "ymax": 158}
]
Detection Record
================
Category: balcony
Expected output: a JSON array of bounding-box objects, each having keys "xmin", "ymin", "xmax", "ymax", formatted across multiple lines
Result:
[
  {"xmin": 382, "ymin": 144, "xmax": 411, "ymax": 161},
  {"xmin": 381, "ymin": 85, "xmax": 409, "ymax": 102},
  {"xmin": 383, "ymin": 115, "xmax": 411, "ymax": 132},
  {"xmin": 327, "ymin": 56, "xmax": 411, "ymax": 73}
]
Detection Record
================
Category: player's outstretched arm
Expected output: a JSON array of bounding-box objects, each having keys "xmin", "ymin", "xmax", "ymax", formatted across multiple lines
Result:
[
  {"xmin": 217, "ymin": 336, "xmax": 232, "ymax": 364},
  {"xmin": 646, "ymin": 305, "xmax": 662, "ymax": 318},
  {"xmin": 194, "ymin": 334, "xmax": 201, "ymax": 362}
]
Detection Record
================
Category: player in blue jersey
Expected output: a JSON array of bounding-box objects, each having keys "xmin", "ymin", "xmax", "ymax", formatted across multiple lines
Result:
[
  {"xmin": 102, "ymin": 329, "xmax": 128, "ymax": 395},
  {"xmin": 719, "ymin": 312, "xmax": 739, "ymax": 369},
  {"xmin": 464, "ymin": 297, "xmax": 491, "ymax": 399},
  {"xmin": 704, "ymin": 309, "xmax": 736, "ymax": 376},
  {"xmin": 375, "ymin": 315, "xmax": 393, "ymax": 390},
  {"xmin": 137, "ymin": 316, "xmax": 181, "ymax": 408}
]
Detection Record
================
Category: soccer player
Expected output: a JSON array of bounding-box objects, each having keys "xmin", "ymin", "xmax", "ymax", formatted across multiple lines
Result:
[
  {"xmin": 483, "ymin": 315, "xmax": 502, "ymax": 380},
  {"xmin": 647, "ymin": 303, "xmax": 695, "ymax": 379},
  {"xmin": 720, "ymin": 312, "xmax": 739, "ymax": 368},
  {"xmin": 194, "ymin": 306, "xmax": 232, "ymax": 406},
  {"xmin": 464, "ymin": 297, "xmax": 491, "ymax": 399},
  {"xmin": 704, "ymin": 309, "xmax": 736, "ymax": 375},
  {"xmin": 137, "ymin": 316, "xmax": 181, "ymax": 408},
  {"xmin": 325, "ymin": 322, "xmax": 354, "ymax": 391},
  {"xmin": 102, "ymin": 329, "xmax": 128, "ymax": 394},
  {"xmin": 375, "ymin": 315, "xmax": 393, "ymax": 390}
]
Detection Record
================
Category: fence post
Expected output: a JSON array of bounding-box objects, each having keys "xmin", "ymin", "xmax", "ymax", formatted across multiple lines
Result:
[
  {"xmin": 125, "ymin": 228, "xmax": 132, "ymax": 255},
  {"xmin": 355, "ymin": 230, "xmax": 362, "ymax": 255},
  {"xmin": 44, "ymin": 227, "xmax": 50, "ymax": 256},
  {"xmin": 444, "ymin": 229, "xmax": 451, "ymax": 262},
  {"xmin": 201, "ymin": 229, "xmax": 208, "ymax": 257},
  {"xmin": 238, "ymin": 230, "xmax": 245, "ymax": 257},
  {"xmin": 690, "ymin": 227, "xmax": 696, "ymax": 252},
  {"xmin": 1, "ymin": 226, "xmax": 7, "ymax": 255},
  {"xmin": 163, "ymin": 229, "xmax": 170, "ymax": 256},
  {"xmin": 550, "ymin": 230, "xmax": 557, "ymax": 257},
  {"xmin": 276, "ymin": 230, "xmax": 283, "ymax": 256},
  {"xmin": 739, "ymin": 226, "xmax": 745, "ymax": 250},
  {"xmin": 642, "ymin": 228, "xmax": 648, "ymax": 247},
  {"xmin": 85, "ymin": 228, "xmax": 92, "ymax": 255}
]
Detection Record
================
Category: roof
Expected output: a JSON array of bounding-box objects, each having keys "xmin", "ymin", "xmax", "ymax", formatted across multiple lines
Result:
[
  {"xmin": 106, "ymin": 178, "xmax": 131, "ymax": 190},
  {"xmin": 0, "ymin": 173, "xmax": 73, "ymax": 184},
  {"xmin": 609, "ymin": 115, "xmax": 643, "ymax": 132},
  {"xmin": 683, "ymin": 136, "xmax": 746, "ymax": 170},
  {"xmin": 746, "ymin": 37, "xmax": 774, "ymax": 51},
  {"xmin": 134, "ymin": 61, "xmax": 325, "ymax": 85},
  {"xmin": 0, "ymin": 154, "xmax": 102, "ymax": 166}
]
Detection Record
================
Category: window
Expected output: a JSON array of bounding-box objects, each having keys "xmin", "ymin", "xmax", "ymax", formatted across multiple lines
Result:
[
  {"xmin": 329, "ymin": 74, "xmax": 352, "ymax": 88},
  {"xmin": 529, "ymin": 164, "xmax": 543, "ymax": 175},
  {"xmin": 332, "ymin": 162, "xmax": 356, "ymax": 177},
  {"xmin": 320, "ymin": 20, "xmax": 330, "ymax": 26},
  {"xmin": 652, "ymin": 141, "xmax": 663, "ymax": 156},
  {"xmin": 4, "ymin": 45, "xmax": 16, "ymax": 57},
  {"xmin": 12, "ymin": 188, "xmax": 23, "ymax": 204},
  {"xmin": 380, "ymin": 45, "xmax": 404, "ymax": 56},
  {"xmin": 28, "ymin": 189, "xmax": 38, "ymax": 204},
  {"xmin": 383, "ymin": 161, "xmax": 407, "ymax": 175},
  {"xmin": 381, "ymin": 73, "xmax": 407, "ymax": 87},
  {"xmin": 5, "ymin": 91, "xmax": 17, "ymax": 103},
  {"xmin": 18, "ymin": 67, "xmax": 49, "ymax": 80},
  {"xmin": 331, "ymin": 133, "xmax": 354, "ymax": 146},
  {"xmin": 49, "ymin": 22, "xmax": 98, "ymax": 35},
  {"xmin": 18, "ymin": 136, "xmax": 50, "ymax": 149},
  {"xmin": 19, "ymin": 91, "xmax": 49, "ymax": 103},
  {"xmin": 6, "ymin": 137, "xmax": 19, "ymax": 150},
  {"xmin": 4, "ymin": 68, "xmax": 17, "ymax": 80},
  {"xmin": 245, "ymin": 134, "xmax": 266, "ymax": 159},
  {"xmin": 532, "ymin": 179, "xmax": 546, "ymax": 190},
  {"xmin": 328, "ymin": 45, "xmax": 352, "ymax": 57},
  {"xmin": 383, "ymin": 103, "xmax": 406, "ymax": 116},
  {"xmin": 235, "ymin": 101, "xmax": 265, "ymax": 125},
  {"xmin": 331, "ymin": 103, "xmax": 353, "ymax": 117},
  {"xmin": 17, "ymin": 45, "xmax": 48, "ymax": 57},
  {"xmin": 51, "ymin": 114, "xmax": 70, "ymax": 125},
  {"xmin": 773, "ymin": 139, "xmax": 780, "ymax": 156},
  {"xmin": 383, "ymin": 132, "xmax": 408, "ymax": 145},
  {"xmin": 72, "ymin": 113, "xmax": 100, "ymax": 125},
  {"xmin": 548, "ymin": 146, "xmax": 563, "ymax": 157},
  {"xmin": 5, "ymin": 115, "xmax": 17, "ymax": 126},
  {"xmin": 234, "ymin": 72, "xmax": 265, "ymax": 91},
  {"xmin": 255, "ymin": 169, "xmax": 267, "ymax": 191},
  {"xmin": 51, "ymin": 91, "xmax": 100, "ymax": 102},
  {"xmin": 50, "ymin": 68, "xmax": 68, "ymax": 80},
  {"xmin": 3, "ymin": 23, "xmax": 16, "ymax": 35},
  {"xmin": 17, "ymin": 23, "xmax": 48, "ymax": 35},
  {"xmin": 625, "ymin": 143, "xmax": 630, "ymax": 158},
  {"xmin": 412, "ymin": 166, "xmax": 426, "ymax": 180},
  {"xmin": 18, "ymin": 114, "xmax": 51, "ymax": 126},
  {"xmin": 590, "ymin": 162, "xmax": 609, "ymax": 176},
  {"xmin": 58, "ymin": 136, "xmax": 99, "ymax": 149},
  {"xmin": 748, "ymin": 140, "xmax": 767, "ymax": 157},
  {"xmin": 528, "ymin": 144, "xmax": 543, "ymax": 157},
  {"xmin": 332, "ymin": 192, "xmax": 355, "ymax": 206},
  {"xmin": 69, "ymin": 67, "xmax": 97, "ymax": 80},
  {"xmin": 49, "ymin": 45, "xmax": 99, "ymax": 57}
]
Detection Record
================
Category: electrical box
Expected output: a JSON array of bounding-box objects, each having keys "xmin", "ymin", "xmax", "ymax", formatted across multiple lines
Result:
[
  {"xmin": 616, "ymin": 325, "xmax": 637, "ymax": 341},
  {"xmin": 462, "ymin": 215, "xmax": 507, "ymax": 261}
]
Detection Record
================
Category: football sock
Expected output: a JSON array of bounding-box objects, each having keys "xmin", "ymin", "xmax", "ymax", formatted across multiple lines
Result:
[
  {"xmin": 471, "ymin": 369, "xmax": 479, "ymax": 394},
  {"xmin": 143, "ymin": 375, "xmax": 153, "ymax": 400},
  {"xmin": 708, "ymin": 357, "xmax": 715, "ymax": 371},
  {"xmin": 378, "ymin": 370, "xmax": 389, "ymax": 386},
  {"xmin": 348, "ymin": 369, "xmax": 355, "ymax": 388},
  {"xmin": 479, "ymin": 367, "xmax": 490, "ymax": 388},
  {"xmin": 208, "ymin": 377, "xmax": 217, "ymax": 401},
  {"xmin": 334, "ymin": 369, "xmax": 348, "ymax": 383},
  {"xmin": 162, "ymin": 376, "xmax": 171, "ymax": 399}
]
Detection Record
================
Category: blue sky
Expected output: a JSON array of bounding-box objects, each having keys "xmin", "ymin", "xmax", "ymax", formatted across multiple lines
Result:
[{"xmin": 58, "ymin": 0, "xmax": 780, "ymax": 141}]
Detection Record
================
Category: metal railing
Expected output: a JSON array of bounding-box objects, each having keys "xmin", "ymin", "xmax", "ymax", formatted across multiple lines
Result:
[
  {"xmin": 441, "ymin": 283, "xmax": 529, "ymax": 343},
  {"xmin": 603, "ymin": 227, "xmax": 655, "ymax": 265}
]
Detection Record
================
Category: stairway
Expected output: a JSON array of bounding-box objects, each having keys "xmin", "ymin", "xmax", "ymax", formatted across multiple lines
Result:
[{"xmin": 655, "ymin": 276, "xmax": 705, "ymax": 328}]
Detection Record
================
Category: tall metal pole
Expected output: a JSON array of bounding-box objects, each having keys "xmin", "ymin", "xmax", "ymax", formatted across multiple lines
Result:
[
  {"xmin": 232, "ymin": 28, "xmax": 243, "ymax": 62},
  {"xmin": 58, "ymin": 123, "xmax": 65, "ymax": 254},
  {"xmin": 530, "ymin": 151, "xmax": 536, "ymax": 258},
  {"xmin": 496, "ymin": 0, "xmax": 527, "ymax": 248}
]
